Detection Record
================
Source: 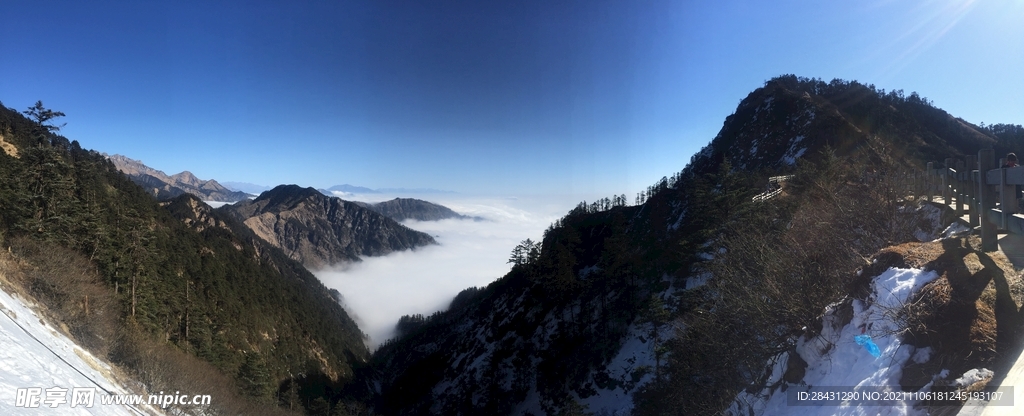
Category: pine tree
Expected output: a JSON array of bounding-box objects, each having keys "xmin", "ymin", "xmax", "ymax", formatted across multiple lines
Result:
[
  {"xmin": 22, "ymin": 101, "xmax": 65, "ymax": 146},
  {"xmin": 508, "ymin": 243, "xmax": 525, "ymax": 266},
  {"xmin": 237, "ymin": 351, "xmax": 272, "ymax": 400}
]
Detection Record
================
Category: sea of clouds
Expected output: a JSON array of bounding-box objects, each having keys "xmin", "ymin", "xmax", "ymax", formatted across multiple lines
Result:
[{"xmin": 315, "ymin": 192, "xmax": 604, "ymax": 349}]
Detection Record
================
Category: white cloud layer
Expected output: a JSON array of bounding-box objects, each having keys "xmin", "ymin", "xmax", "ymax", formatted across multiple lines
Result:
[{"xmin": 315, "ymin": 193, "xmax": 603, "ymax": 349}]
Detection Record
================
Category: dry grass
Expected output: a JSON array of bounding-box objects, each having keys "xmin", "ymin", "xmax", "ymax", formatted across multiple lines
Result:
[
  {"xmin": 114, "ymin": 328, "xmax": 300, "ymax": 415},
  {"xmin": 1, "ymin": 237, "xmax": 117, "ymax": 355},
  {"xmin": 857, "ymin": 236, "xmax": 1022, "ymax": 412}
]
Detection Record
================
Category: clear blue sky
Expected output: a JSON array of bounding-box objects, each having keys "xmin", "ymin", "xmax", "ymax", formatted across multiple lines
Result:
[{"xmin": 2, "ymin": 0, "xmax": 1022, "ymax": 195}]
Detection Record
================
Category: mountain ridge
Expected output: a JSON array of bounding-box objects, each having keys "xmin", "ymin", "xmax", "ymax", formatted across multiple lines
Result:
[
  {"xmin": 106, "ymin": 153, "xmax": 252, "ymax": 202},
  {"xmin": 684, "ymin": 75, "xmax": 1001, "ymax": 178},
  {"xmin": 354, "ymin": 197, "xmax": 485, "ymax": 222},
  {"xmin": 220, "ymin": 185, "xmax": 438, "ymax": 269},
  {"xmin": 222, "ymin": 181, "xmax": 272, "ymax": 194}
]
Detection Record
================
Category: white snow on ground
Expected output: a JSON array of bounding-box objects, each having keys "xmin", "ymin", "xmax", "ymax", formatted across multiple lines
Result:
[
  {"xmin": 781, "ymin": 135, "xmax": 806, "ymax": 165},
  {"xmin": 577, "ymin": 324, "xmax": 660, "ymax": 415},
  {"xmin": 685, "ymin": 272, "xmax": 711, "ymax": 290},
  {"xmin": 953, "ymin": 368, "xmax": 993, "ymax": 388},
  {"xmin": 913, "ymin": 203, "xmax": 944, "ymax": 242},
  {"xmin": 728, "ymin": 267, "xmax": 946, "ymax": 416},
  {"xmin": 510, "ymin": 321, "xmax": 660, "ymax": 416},
  {"xmin": 0, "ymin": 287, "xmax": 156, "ymax": 415},
  {"xmin": 668, "ymin": 209, "xmax": 686, "ymax": 231},
  {"xmin": 937, "ymin": 222, "xmax": 972, "ymax": 240}
]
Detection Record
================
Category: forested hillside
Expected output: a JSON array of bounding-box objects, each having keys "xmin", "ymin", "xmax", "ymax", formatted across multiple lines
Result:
[
  {"xmin": 350, "ymin": 76, "xmax": 1024, "ymax": 415},
  {"xmin": 0, "ymin": 101, "xmax": 368, "ymax": 414}
]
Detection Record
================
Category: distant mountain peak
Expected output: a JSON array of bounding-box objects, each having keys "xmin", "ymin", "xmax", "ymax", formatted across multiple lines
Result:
[
  {"xmin": 221, "ymin": 181, "xmax": 272, "ymax": 195},
  {"xmin": 328, "ymin": 184, "xmax": 379, "ymax": 194},
  {"xmin": 352, "ymin": 198, "xmax": 484, "ymax": 222},
  {"xmin": 684, "ymin": 75, "xmax": 998, "ymax": 177},
  {"xmin": 105, "ymin": 154, "xmax": 253, "ymax": 202},
  {"xmin": 105, "ymin": 153, "xmax": 167, "ymax": 179},
  {"xmin": 322, "ymin": 184, "xmax": 457, "ymax": 195},
  {"xmin": 221, "ymin": 186, "xmax": 436, "ymax": 269},
  {"xmin": 252, "ymin": 185, "xmax": 325, "ymax": 209},
  {"xmin": 170, "ymin": 170, "xmax": 201, "ymax": 186}
]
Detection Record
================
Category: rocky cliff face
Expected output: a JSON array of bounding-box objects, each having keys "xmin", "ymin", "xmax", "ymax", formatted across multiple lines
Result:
[
  {"xmin": 106, "ymin": 154, "xmax": 252, "ymax": 202},
  {"xmin": 356, "ymin": 198, "xmax": 482, "ymax": 222},
  {"xmin": 221, "ymin": 185, "xmax": 437, "ymax": 269}
]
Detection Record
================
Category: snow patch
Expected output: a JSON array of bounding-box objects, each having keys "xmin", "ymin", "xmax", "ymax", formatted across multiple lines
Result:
[
  {"xmin": 911, "ymin": 347, "xmax": 932, "ymax": 364},
  {"xmin": 953, "ymin": 368, "xmax": 993, "ymax": 388},
  {"xmin": 578, "ymin": 265, "xmax": 600, "ymax": 280},
  {"xmin": 913, "ymin": 203, "xmax": 944, "ymax": 242},
  {"xmin": 685, "ymin": 272, "xmax": 711, "ymax": 290},
  {"xmin": 728, "ymin": 267, "xmax": 941, "ymax": 416},
  {"xmin": 576, "ymin": 323, "xmax": 658, "ymax": 415},
  {"xmin": 781, "ymin": 135, "xmax": 806, "ymax": 165},
  {"xmin": 0, "ymin": 288, "xmax": 155, "ymax": 415},
  {"xmin": 938, "ymin": 222, "xmax": 972, "ymax": 240},
  {"xmin": 803, "ymin": 109, "xmax": 816, "ymax": 126},
  {"xmin": 668, "ymin": 209, "xmax": 686, "ymax": 231}
]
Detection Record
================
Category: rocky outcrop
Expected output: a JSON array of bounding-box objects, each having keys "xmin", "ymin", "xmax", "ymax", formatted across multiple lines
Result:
[
  {"xmin": 355, "ymin": 198, "xmax": 482, "ymax": 222},
  {"xmin": 106, "ymin": 154, "xmax": 252, "ymax": 202},
  {"xmin": 159, "ymin": 194, "xmax": 234, "ymax": 234},
  {"xmin": 0, "ymin": 133, "xmax": 18, "ymax": 158},
  {"xmin": 220, "ymin": 185, "xmax": 436, "ymax": 269}
]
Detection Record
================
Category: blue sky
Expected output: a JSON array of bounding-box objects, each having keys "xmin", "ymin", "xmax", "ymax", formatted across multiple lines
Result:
[{"xmin": 2, "ymin": 0, "xmax": 1022, "ymax": 196}]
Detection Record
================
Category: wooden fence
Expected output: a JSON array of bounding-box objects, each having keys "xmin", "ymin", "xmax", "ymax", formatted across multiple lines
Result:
[
  {"xmin": 751, "ymin": 150, "xmax": 1022, "ymax": 252},
  {"xmin": 921, "ymin": 149, "xmax": 1024, "ymax": 252},
  {"xmin": 751, "ymin": 175, "xmax": 795, "ymax": 202}
]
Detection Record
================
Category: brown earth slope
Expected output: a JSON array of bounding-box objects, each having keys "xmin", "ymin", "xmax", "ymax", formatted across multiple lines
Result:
[{"xmin": 855, "ymin": 235, "xmax": 1024, "ymax": 411}]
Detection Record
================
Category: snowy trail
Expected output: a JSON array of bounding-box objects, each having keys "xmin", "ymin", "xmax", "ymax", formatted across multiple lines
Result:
[{"xmin": 0, "ymin": 287, "xmax": 153, "ymax": 415}]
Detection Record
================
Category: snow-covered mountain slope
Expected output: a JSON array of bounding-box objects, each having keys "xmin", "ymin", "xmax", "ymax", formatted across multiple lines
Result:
[
  {"xmin": 728, "ymin": 230, "xmax": 1015, "ymax": 416},
  {"xmin": 0, "ymin": 286, "xmax": 160, "ymax": 415},
  {"xmin": 728, "ymin": 267, "xmax": 943, "ymax": 415}
]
